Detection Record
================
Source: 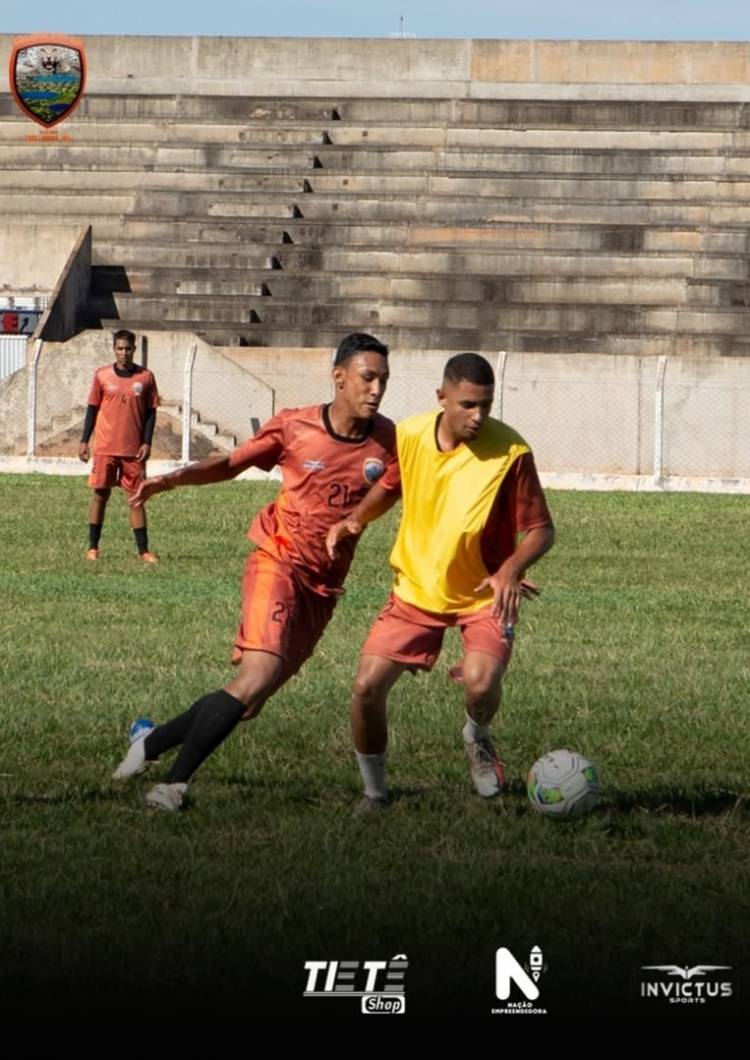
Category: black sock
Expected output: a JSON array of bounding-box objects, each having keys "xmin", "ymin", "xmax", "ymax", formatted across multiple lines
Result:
[
  {"xmin": 89, "ymin": 524, "xmax": 102, "ymax": 549},
  {"xmin": 163, "ymin": 690, "xmax": 246, "ymax": 784},
  {"xmin": 143, "ymin": 694, "xmax": 214, "ymax": 760},
  {"xmin": 133, "ymin": 526, "xmax": 149, "ymax": 554}
]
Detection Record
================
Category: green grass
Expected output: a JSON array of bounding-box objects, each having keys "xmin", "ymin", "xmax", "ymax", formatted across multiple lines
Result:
[{"xmin": 0, "ymin": 475, "xmax": 748, "ymax": 1020}]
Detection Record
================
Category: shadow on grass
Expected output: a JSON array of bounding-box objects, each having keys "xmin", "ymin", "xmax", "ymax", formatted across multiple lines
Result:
[
  {"xmin": 9, "ymin": 787, "xmax": 121, "ymax": 806},
  {"xmin": 603, "ymin": 787, "xmax": 747, "ymax": 817},
  {"xmin": 219, "ymin": 773, "xmax": 428, "ymax": 806},
  {"xmin": 505, "ymin": 777, "xmax": 746, "ymax": 817},
  {"xmin": 7, "ymin": 781, "xmax": 745, "ymax": 820}
]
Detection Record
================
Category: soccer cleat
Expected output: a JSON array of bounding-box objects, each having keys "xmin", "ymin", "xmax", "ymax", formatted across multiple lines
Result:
[
  {"xmin": 144, "ymin": 782, "xmax": 187, "ymax": 812},
  {"xmin": 138, "ymin": 551, "xmax": 158, "ymax": 564},
  {"xmin": 86, "ymin": 548, "xmax": 100, "ymax": 561},
  {"xmin": 112, "ymin": 735, "xmax": 151, "ymax": 780},
  {"xmin": 353, "ymin": 795, "xmax": 390, "ymax": 815},
  {"xmin": 464, "ymin": 736, "xmax": 505, "ymax": 798}
]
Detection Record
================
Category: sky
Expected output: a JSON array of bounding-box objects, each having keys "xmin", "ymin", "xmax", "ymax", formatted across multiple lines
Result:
[{"xmin": 2, "ymin": 1, "xmax": 750, "ymax": 42}]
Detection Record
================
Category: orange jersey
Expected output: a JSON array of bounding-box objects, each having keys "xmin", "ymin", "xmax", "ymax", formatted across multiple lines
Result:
[
  {"xmin": 228, "ymin": 405, "xmax": 397, "ymax": 595},
  {"xmin": 87, "ymin": 364, "xmax": 160, "ymax": 457}
]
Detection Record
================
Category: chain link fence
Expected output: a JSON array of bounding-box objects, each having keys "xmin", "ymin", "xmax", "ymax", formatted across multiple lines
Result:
[{"xmin": 2, "ymin": 339, "xmax": 748, "ymax": 489}]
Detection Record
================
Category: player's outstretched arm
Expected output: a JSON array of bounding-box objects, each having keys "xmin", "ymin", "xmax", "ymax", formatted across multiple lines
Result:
[
  {"xmin": 475, "ymin": 524, "xmax": 556, "ymax": 626},
  {"xmin": 326, "ymin": 482, "xmax": 399, "ymax": 560},
  {"xmin": 128, "ymin": 454, "xmax": 241, "ymax": 507}
]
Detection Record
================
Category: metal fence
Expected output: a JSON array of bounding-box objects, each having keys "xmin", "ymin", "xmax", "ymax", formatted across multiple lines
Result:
[
  {"xmin": 0, "ymin": 335, "xmax": 26, "ymax": 383},
  {"xmin": 4, "ymin": 342, "xmax": 749, "ymax": 491},
  {"xmin": 1, "ymin": 295, "xmax": 51, "ymax": 382}
]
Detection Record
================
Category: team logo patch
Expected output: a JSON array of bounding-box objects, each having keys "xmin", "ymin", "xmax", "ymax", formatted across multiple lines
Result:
[
  {"xmin": 9, "ymin": 36, "xmax": 87, "ymax": 129},
  {"xmin": 132, "ymin": 382, "xmax": 144, "ymax": 395},
  {"xmin": 363, "ymin": 458, "xmax": 385, "ymax": 484}
]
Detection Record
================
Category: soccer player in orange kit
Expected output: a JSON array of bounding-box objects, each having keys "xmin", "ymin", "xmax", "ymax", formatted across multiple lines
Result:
[
  {"xmin": 112, "ymin": 333, "xmax": 394, "ymax": 811},
  {"xmin": 79, "ymin": 329, "xmax": 160, "ymax": 563}
]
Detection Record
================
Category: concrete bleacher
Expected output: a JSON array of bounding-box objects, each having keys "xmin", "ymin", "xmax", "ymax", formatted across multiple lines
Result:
[{"xmin": 3, "ymin": 38, "xmax": 750, "ymax": 355}]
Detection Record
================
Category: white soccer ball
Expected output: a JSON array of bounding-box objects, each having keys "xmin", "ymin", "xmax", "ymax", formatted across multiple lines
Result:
[{"xmin": 527, "ymin": 749, "xmax": 601, "ymax": 819}]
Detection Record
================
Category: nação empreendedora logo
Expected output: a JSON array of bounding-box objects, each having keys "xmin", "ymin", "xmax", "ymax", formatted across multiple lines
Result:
[
  {"xmin": 492, "ymin": 945, "xmax": 548, "ymax": 1016},
  {"xmin": 640, "ymin": 964, "xmax": 733, "ymax": 1005},
  {"xmin": 9, "ymin": 35, "xmax": 86, "ymax": 129},
  {"xmin": 303, "ymin": 954, "xmax": 407, "ymax": 1014}
]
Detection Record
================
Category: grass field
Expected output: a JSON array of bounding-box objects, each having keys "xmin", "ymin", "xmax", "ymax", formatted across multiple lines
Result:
[{"xmin": 0, "ymin": 473, "xmax": 748, "ymax": 1025}]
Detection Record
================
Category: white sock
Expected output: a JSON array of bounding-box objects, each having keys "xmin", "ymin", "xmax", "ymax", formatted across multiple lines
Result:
[
  {"xmin": 355, "ymin": 751, "xmax": 387, "ymax": 801},
  {"xmin": 463, "ymin": 712, "xmax": 489, "ymax": 744}
]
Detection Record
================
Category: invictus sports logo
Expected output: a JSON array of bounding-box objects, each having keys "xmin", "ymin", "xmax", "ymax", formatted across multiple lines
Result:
[
  {"xmin": 303, "ymin": 954, "xmax": 407, "ymax": 1014},
  {"xmin": 491, "ymin": 946, "xmax": 548, "ymax": 1016},
  {"xmin": 640, "ymin": 964, "xmax": 733, "ymax": 1005}
]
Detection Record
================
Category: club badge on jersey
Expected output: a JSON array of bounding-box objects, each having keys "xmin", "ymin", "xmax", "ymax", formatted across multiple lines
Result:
[{"xmin": 363, "ymin": 458, "xmax": 385, "ymax": 483}]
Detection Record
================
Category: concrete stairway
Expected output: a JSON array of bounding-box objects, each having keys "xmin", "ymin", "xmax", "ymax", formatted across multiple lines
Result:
[
  {"xmin": 3, "ymin": 92, "xmax": 750, "ymax": 353},
  {"xmin": 158, "ymin": 401, "xmax": 238, "ymax": 450}
]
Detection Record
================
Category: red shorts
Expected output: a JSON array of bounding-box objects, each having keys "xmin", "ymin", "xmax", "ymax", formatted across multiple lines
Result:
[
  {"xmin": 361, "ymin": 592, "xmax": 514, "ymax": 672},
  {"xmin": 231, "ymin": 550, "xmax": 338, "ymax": 680},
  {"xmin": 88, "ymin": 454, "xmax": 145, "ymax": 494}
]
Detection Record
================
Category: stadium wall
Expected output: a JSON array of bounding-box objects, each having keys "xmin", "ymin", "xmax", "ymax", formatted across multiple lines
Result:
[
  {"xmin": 0, "ymin": 223, "xmax": 85, "ymax": 295},
  {"xmin": 4, "ymin": 36, "xmax": 750, "ymax": 101},
  {"xmin": 35, "ymin": 226, "xmax": 91, "ymax": 343}
]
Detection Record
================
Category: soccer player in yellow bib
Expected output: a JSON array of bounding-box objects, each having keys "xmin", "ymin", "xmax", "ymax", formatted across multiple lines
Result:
[{"xmin": 326, "ymin": 353, "xmax": 555, "ymax": 809}]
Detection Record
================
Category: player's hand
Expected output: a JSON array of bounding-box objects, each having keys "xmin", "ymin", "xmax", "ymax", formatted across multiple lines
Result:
[
  {"xmin": 128, "ymin": 475, "xmax": 170, "ymax": 507},
  {"xmin": 136, "ymin": 443, "xmax": 151, "ymax": 462},
  {"xmin": 78, "ymin": 442, "xmax": 90, "ymax": 463},
  {"xmin": 326, "ymin": 517, "xmax": 363, "ymax": 561},
  {"xmin": 474, "ymin": 570, "xmax": 540, "ymax": 626}
]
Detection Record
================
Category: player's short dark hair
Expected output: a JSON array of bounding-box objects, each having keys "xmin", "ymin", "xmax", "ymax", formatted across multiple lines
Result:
[
  {"xmin": 333, "ymin": 332, "xmax": 389, "ymax": 367},
  {"xmin": 443, "ymin": 352, "xmax": 494, "ymax": 387},
  {"xmin": 113, "ymin": 328, "xmax": 136, "ymax": 347}
]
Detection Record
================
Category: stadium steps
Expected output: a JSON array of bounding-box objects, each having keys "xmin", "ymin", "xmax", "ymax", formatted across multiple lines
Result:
[
  {"xmin": 11, "ymin": 151, "xmax": 750, "ymax": 181},
  {"xmin": 6, "ymin": 91, "xmax": 750, "ymax": 353},
  {"xmin": 7, "ymin": 93, "xmax": 750, "ymax": 127},
  {"xmin": 5, "ymin": 93, "xmax": 750, "ymax": 128},
  {"xmin": 158, "ymin": 402, "xmax": 238, "ymax": 450},
  {"xmin": 11, "ymin": 187, "xmax": 750, "ymax": 231},
  {"xmin": 92, "ymin": 264, "xmax": 750, "ymax": 309},
  {"xmin": 100, "ymin": 290, "xmax": 750, "ymax": 332},
  {"xmin": 92, "ymin": 223, "xmax": 750, "ymax": 255},
  {"xmin": 99, "ymin": 317, "xmax": 750, "ymax": 358},
  {"xmin": 93, "ymin": 239, "xmax": 748, "ymax": 281}
]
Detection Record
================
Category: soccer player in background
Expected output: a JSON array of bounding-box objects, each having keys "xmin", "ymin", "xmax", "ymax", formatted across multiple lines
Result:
[
  {"xmin": 326, "ymin": 353, "xmax": 555, "ymax": 810},
  {"xmin": 113, "ymin": 332, "xmax": 395, "ymax": 811},
  {"xmin": 78, "ymin": 329, "xmax": 160, "ymax": 563}
]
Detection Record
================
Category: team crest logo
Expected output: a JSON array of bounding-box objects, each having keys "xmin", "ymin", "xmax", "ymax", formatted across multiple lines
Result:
[
  {"xmin": 363, "ymin": 458, "xmax": 385, "ymax": 484},
  {"xmin": 132, "ymin": 382, "xmax": 144, "ymax": 395},
  {"xmin": 9, "ymin": 36, "xmax": 87, "ymax": 128}
]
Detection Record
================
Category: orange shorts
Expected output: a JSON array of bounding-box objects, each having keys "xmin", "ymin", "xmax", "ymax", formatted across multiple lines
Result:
[
  {"xmin": 361, "ymin": 592, "xmax": 514, "ymax": 672},
  {"xmin": 88, "ymin": 454, "xmax": 145, "ymax": 494},
  {"xmin": 231, "ymin": 550, "xmax": 338, "ymax": 680}
]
